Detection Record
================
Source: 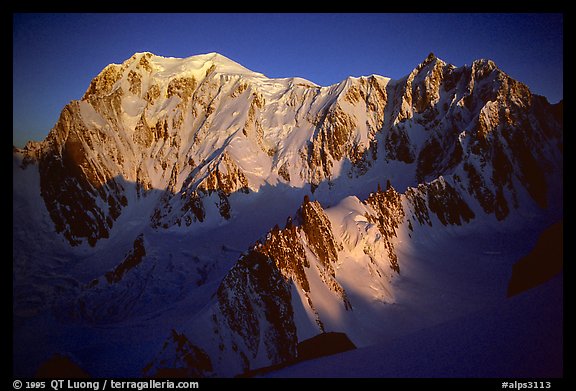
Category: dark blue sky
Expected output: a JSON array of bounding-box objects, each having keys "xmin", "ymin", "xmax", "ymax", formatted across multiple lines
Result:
[{"xmin": 13, "ymin": 13, "xmax": 563, "ymax": 147}]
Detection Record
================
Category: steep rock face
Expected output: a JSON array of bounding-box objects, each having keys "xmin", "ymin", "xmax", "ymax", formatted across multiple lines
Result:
[
  {"xmin": 364, "ymin": 183, "xmax": 405, "ymax": 273},
  {"xmin": 35, "ymin": 102, "xmax": 128, "ymax": 247},
  {"xmin": 405, "ymin": 177, "xmax": 475, "ymax": 227},
  {"xmin": 300, "ymin": 198, "xmax": 351, "ymax": 310},
  {"xmin": 306, "ymin": 75, "xmax": 389, "ymax": 187},
  {"xmin": 256, "ymin": 222, "xmax": 309, "ymax": 292},
  {"xmin": 213, "ymin": 251, "xmax": 297, "ymax": 374},
  {"xmin": 253, "ymin": 197, "xmax": 353, "ymax": 320}
]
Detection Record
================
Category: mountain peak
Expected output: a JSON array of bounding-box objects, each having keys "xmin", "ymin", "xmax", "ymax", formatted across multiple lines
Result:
[
  {"xmin": 425, "ymin": 52, "xmax": 437, "ymax": 62},
  {"xmin": 472, "ymin": 58, "xmax": 498, "ymax": 72},
  {"xmin": 414, "ymin": 52, "xmax": 445, "ymax": 73},
  {"xmin": 81, "ymin": 51, "xmax": 266, "ymax": 101},
  {"xmin": 131, "ymin": 51, "xmax": 261, "ymax": 78}
]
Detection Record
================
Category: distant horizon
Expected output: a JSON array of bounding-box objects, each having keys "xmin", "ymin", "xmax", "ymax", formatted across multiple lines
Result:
[{"xmin": 13, "ymin": 13, "xmax": 563, "ymax": 148}]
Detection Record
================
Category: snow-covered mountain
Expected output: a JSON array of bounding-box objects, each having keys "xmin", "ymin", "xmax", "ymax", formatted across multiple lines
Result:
[{"xmin": 13, "ymin": 52, "xmax": 562, "ymax": 377}]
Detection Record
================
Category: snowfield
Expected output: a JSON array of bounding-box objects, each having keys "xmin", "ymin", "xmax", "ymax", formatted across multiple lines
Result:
[{"xmin": 265, "ymin": 273, "xmax": 562, "ymax": 377}]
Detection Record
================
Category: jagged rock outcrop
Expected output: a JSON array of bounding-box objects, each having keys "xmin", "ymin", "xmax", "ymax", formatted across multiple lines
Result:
[
  {"xmin": 364, "ymin": 182, "xmax": 405, "ymax": 273},
  {"xmin": 143, "ymin": 329, "xmax": 213, "ymax": 378},
  {"xmin": 214, "ymin": 251, "xmax": 297, "ymax": 373},
  {"xmin": 250, "ymin": 196, "xmax": 353, "ymax": 324},
  {"xmin": 405, "ymin": 177, "xmax": 475, "ymax": 227},
  {"xmin": 105, "ymin": 234, "xmax": 146, "ymax": 283}
]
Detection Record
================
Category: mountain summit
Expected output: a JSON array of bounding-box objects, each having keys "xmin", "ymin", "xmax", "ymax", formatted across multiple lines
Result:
[
  {"xmin": 16, "ymin": 52, "xmax": 561, "ymax": 247},
  {"xmin": 13, "ymin": 52, "xmax": 562, "ymax": 377}
]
